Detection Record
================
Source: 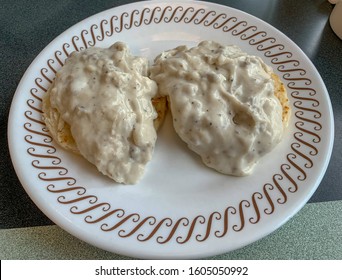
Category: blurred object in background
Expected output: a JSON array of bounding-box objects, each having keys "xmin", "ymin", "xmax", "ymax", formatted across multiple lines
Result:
[{"xmin": 329, "ymin": 0, "xmax": 342, "ymax": 39}]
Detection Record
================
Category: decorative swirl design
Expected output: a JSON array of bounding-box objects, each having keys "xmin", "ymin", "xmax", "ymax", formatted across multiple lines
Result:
[
  {"xmin": 70, "ymin": 202, "xmax": 111, "ymax": 214},
  {"xmin": 35, "ymin": 78, "xmax": 47, "ymax": 92},
  {"xmin": 294, "ymin": 132, "xmax": 318, "ymax": 156},
  {"xmin": 174, "ymin": 7, "xmax": 195, "ymax": 23},
  {"xmin": 272, "ymin": 174, "xmax": 288, "ymax": 204},
  {"xmin": 85, "ymin": 208, "xmax": 125, "ymax": 224},
  {"xmin": 178, "ymin": 216, "xmax": 206, "ymax": 244},
  {"xmin": 27, "ymin": 148, "xmax": 61, "ymax": 165},
  {"xmin": 116, "ymin": 12, "xmax": 130, "ymax": 32},
  {"xmin": 185, "ymin": 8, "xmax": 206, "ymax": 24},
  {"xmin": 57, "ymin": 195, "xmax": 98, "ymax": 204},
  {"xmin": 72, "ymin": 36, "xmax": 81, "ymax": 52},
  {"xmin": 88, "ymin": 25, "xmax": 98, "ymax": 46},
  {"xmin": 80, "ymin": 30, "xmax": 89, "ymax": 50},
  {"xmin": 102, "ymin": 213, "xmax": 140, "ymax": 232},
  {"xmin": 195, "ymin": 10, "xmax": 218, "ymax": 26},
  {"xmin": 214, "ymin": 206, "xmax": 236, "ymax": 238},
  {"xmin": 47, "ymin": 59, "xmax": 58, "ymax": 74},
  {"xmin": 147, "ymin": 7, "xmax": 162, "ymax": 25},
  {"xmin": 291, "ymin": 91, "xmax": 319, "ymax": 107},
  {"xmin": 22, "ymin": 4, "xmax": 323, "ymax": 245},
  {"xmin": 232, "ymin": 25, "xmax": 258, "ymax": 36},
  {"xmin": 47, "ymin": 184, "xmax": 86, "ymax": 195},
  {"xmin": 223, "ymin": 20, "xmax": 248, "ymax": 33},
  {"xmin": 40, "ymin": 68, "xmax": 52, "ymax": 83},
  {"xmin": 24, "ymin": 125, "xmax": 53, "ymax": 144},
  {"xmin": 104, "ymin": 16, "xmax": 116, "ymax": 37},
  {"xmin": 24, "ymin": 111, "xmax": 45, "ymax": 126},
  {"xmin": 140, "ymin": 218, "xmax": 172, "ymax": 243},
  {"xmin": 38, "ymin": 172, "xmax": 76, "ymax": 186},
  {"xmin": 233, "ymin": 200, "xmax": 250, "ymax": 232},
  {"xmin": 263, "ymin": 184, "xmax": 276, "ymax": 215},
  {"xmin": 286, "ymin": 153, "xmax": 307, "ymax": 181},
  {"xmin": 212, "ymin": 16, "xmax": 237, "ymax": 29},
  {"xmin": 62, "ymin": 43, "xmax": 71, "ymax": 57},
  {"xmin": 24, "ymin": 135, "xmax": 45, "ymax": 151},
  {"xmin": 32, "ymin": 160, "xmax": 68, "ymax": 175},
  {"xmin": 120, "ymin": 216, "xmax": 157, "ymax": 239},
  {"xmin": 54, "ymin": 51, "xmax": 64, "ymax": 66},
  {"xmin": 295, "ymin": 121, "xmax": 321, "ymax": 143},
  {"xmin": 249, "ymin": 192, "xmax": 263, "ymax": 224},
  {"xmin": 196, "ymin": 212, "xmax": 221, "ymax": 242},
  {"xmin": 29, "ymin": 88, "xmax": 42, "ymax": 102},
  {"xmin": 162, "ymin": 6, "xmax": 181, "ymax": 23},
  {"xmin": 97, "ymin": 20, "xmax": 108, "ymax": 41},
  {"xmin": 26, "ymin": 99, "xmax": 42, "ymax": 114},
  {"xmin": 133, "ymin": 8, "xmax": 150, "ymax": 27}
]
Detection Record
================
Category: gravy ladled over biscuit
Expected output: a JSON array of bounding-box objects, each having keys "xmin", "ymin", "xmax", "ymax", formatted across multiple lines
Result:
[
  {"xmin": 42, "ymin": 42, "xmax": 167, "ymax": 184},
  {"xmin": 150, "ymin": 41, "xmax": 290, "ymax": 176}
]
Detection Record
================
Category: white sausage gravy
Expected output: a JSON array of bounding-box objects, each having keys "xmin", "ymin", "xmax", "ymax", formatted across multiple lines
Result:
[
  {"xmin": 150, "ymin": 41, "xmax": 284, "ymax": 176},
  {"xmin": 48, "ymin": 42, "xmax": 158, "ymax": 184}
]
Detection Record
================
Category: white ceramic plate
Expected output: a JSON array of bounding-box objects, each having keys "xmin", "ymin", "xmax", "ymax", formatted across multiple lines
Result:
[{"xmin": 8, "ymin": 0, "xmax": 334, "ymax": 259}]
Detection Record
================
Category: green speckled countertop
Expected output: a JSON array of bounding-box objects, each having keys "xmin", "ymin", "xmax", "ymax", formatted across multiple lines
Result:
[{"xmin": 1, "ymin": 201, "xmax": 341, "ymax": 259}]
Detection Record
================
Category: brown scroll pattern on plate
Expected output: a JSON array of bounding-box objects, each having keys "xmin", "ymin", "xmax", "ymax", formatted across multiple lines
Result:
[{"xmin": 23, "ymin": 5, "xmax": 322, "ymax": 244}]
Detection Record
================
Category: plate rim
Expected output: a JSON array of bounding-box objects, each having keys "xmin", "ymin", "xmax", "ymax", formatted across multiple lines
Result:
[{"xmin": 7, "ymin": 0, "xmax": 334, "ymax": 259}]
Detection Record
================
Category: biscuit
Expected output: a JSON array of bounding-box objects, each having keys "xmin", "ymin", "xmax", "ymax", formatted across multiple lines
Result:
[{"xmin": 271, "ymin": 72, "xmax": 291, "ymax": 127}]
